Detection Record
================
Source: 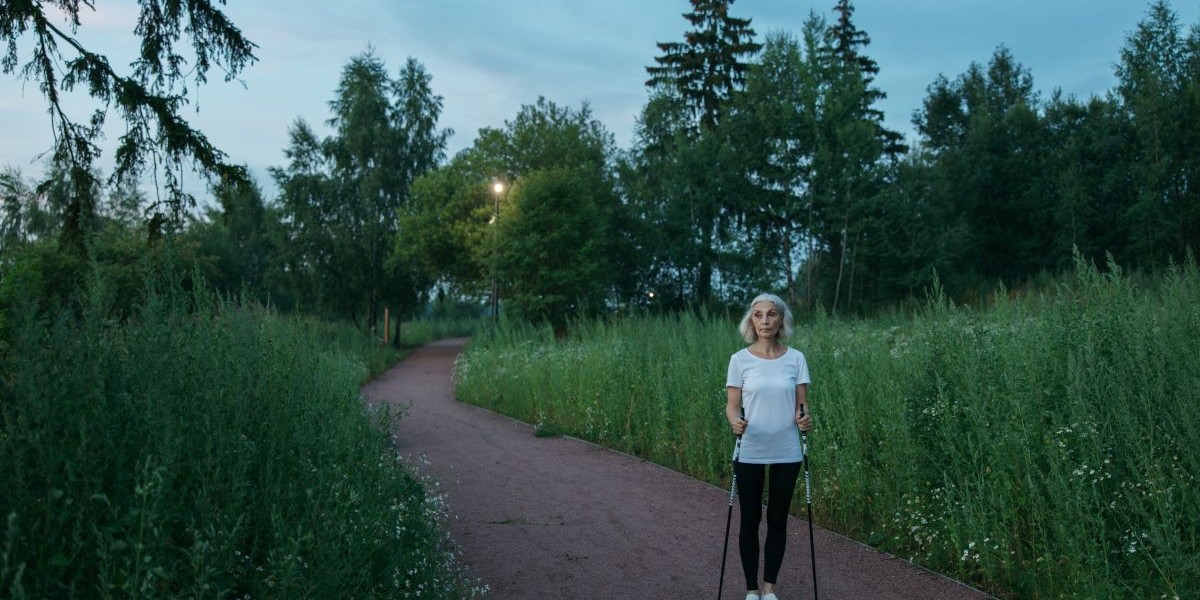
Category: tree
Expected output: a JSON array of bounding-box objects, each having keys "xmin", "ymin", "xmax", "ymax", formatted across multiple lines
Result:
[
  {"xmin": 271, "ymin": 51, "xmax": 449, "ymax": 332},
  {"xmin": 830, "ymin": 0, "xmax": 906, "ymax": 157},
  {"xmin": 720, "ymin": 31, "xmax": 817, "ymax": 306},
  {"xmin": 1, "ymin": 167, "xmax": 60, "ymax": 256},
  {"xmin": 862, "ymin": 149, "xmax": 968, "ymax": 301},
  {"xmin": 398, "ymin": 98, "xmax": 630, "ymax": 328},
  {"xmin": 391, "ymin": 58, "xmax": 453, "ymax": 195},
  {"xmin": 394, "ymin": 151, "xmax": 496, "ymax": 297},
  {"xmin": 619, "ymin": 92, "xmax": 698, "ymax": 307},
  {"xmin": 1, "ymin": 1, "xmax": 257, "ymax": 248},
  {"xmin": 494, "ymin": 167, "xmax": 612, "ymax": 332},
  {"xmin": 270, "ymin": 117, "xmax": 335, "ymax": 314},
  {"xmin": 797, "ymin": 5, "xmax": 902, "ymax": 313},
  {"xmin": 914, "ymin": 46, "xmax": 1051, "ymax": 291},
  {"xmin": 324, "ymin": 50, "xmax": 401, "ymax": 329},
  {"xmin": 1115, "ymin": 0, "xmax": 1199, "ymax": 263},
  {"xmin": 101, "ymin": 176, "xmax": 149, "ymax": 231},
  {"xmin": 642, "ymin": 0, "xmax": 762, "ymax": 305},
  {"xmin": 646, "ymin": 0, "xmax": 761, "ymax": 131},
  {"xmin": 187, "ymin": 176, "xmax": 273, "ymax": 301},
  {"xmin": 1041, "ymin": 93, "xmax": 1138, "ymax": 268},
  {"xmin": 488, "ymin": 99, "xmax": 628, "ymax": 330}
]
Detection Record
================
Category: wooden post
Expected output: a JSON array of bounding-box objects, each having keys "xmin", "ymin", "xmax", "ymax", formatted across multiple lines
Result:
[{"xmin": 384, "ymin": 307, "xmax": 390, "ymax": 345}]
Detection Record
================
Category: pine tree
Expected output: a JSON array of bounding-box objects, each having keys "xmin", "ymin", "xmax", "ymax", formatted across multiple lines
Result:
[{"xmin": 645, "ymin": 0, "xmax": 762, "ymax": 132}]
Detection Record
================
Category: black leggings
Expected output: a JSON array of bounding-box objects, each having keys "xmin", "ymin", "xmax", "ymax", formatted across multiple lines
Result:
[{"xmin": 734, "ymin": 461, "xmax": 803, "ymax": 590}]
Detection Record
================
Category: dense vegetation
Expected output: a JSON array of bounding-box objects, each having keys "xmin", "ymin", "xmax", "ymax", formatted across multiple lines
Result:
[
  {"xmin": 0, "ymin": 268, "xmax": 483, "ymax": 597},
  {"xmin": 2, "ymin": 2, "xmax": 484, "ymax": 596},
  {"xmin": 455, "ymin": 255, "xmax": 1200, "ymax": 599},
  {"xmin": 3, "ymin": 0, "xmax": 1198, "ymax": 597},
  {"xmin": 4, "ymin": 1, "xmax": 1197, "ymax": 329}
]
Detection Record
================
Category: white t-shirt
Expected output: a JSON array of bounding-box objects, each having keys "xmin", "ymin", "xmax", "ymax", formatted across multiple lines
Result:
[{"xmin": 726, "ymin": 347, "xmax": 810, "ymax": 464}]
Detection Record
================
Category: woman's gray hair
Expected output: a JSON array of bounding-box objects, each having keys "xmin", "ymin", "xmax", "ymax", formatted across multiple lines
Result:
[{"xmin": 738, "ymin": 293, "xmax": 793, "ymax": 343}]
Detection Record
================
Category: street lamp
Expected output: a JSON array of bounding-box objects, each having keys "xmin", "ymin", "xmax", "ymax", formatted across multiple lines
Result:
[{"xmin": 491, "ymin": 181, "xmax": 504, "ymax": 323}]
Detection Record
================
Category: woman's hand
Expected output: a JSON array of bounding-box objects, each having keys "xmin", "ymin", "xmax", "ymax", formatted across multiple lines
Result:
[
  {"xmin": 726, "ymin": 386, "xmax": 747, "ymax": 437},
  {"xmin": 730, "ymin": 418, "xmax": 748, "ymax": 436},
  {"xmin": 796, "ymin": 410, "xmax": 812, "ymax": 432}
]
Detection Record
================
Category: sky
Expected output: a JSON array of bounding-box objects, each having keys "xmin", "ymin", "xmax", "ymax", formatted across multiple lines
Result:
[{"xmin": 2, "ymin": 0, "xmax": 1194, "ymax": 202}]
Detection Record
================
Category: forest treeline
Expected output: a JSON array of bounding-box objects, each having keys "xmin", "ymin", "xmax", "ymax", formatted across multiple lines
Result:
[{"xmin": 2, "ymin": 0, "xmax": 1198, "ymax": 332}]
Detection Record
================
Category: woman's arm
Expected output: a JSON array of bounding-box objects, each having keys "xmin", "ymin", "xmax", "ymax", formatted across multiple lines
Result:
[
  {"xmin": 726, "ymin": 386, "xmax": 747, "ymax": 436},
  {"xmin": 795, "ymin": 383, "xmax": 812, "ymax": 432}
]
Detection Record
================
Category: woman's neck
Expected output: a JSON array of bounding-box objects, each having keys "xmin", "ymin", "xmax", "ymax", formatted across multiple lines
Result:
[{"xmin": 749, "ymin": 338, "xmax": 784, "ymax": 358}]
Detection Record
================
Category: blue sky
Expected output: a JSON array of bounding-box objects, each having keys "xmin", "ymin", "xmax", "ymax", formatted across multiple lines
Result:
[{"xmin": 2, "ymin": 1, "xmax": 1193, "ymax": 198}]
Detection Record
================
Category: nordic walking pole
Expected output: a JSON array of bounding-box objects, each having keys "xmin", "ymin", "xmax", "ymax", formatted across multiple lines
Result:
[
  {"xmin": 799, "ymin": 405, "xmax": 818, "ymax": 600},
  {"xmin": 717, "ymin": 425, "xmax": 743, "ymax": 600}
]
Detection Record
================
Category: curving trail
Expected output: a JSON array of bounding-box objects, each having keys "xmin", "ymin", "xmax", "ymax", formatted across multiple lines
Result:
[{"xmin": 362, "ymin": 338, "xmax": 995, "ymax": 600}]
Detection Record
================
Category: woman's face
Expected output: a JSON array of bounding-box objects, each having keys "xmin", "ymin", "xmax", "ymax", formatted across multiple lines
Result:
[{"xmin": 751, "ymin": 301, "xmax": 782, "ymax": 340}]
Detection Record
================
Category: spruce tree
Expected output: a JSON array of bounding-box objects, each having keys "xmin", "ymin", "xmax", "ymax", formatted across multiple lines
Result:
[
  {"xmin": 808, "ymin": 3, "xmax": 902, "ymax": 312},
  {"xmin": 646, "ymin": 0, "xmax": 762, "ymax": 131},
  {"xmin": 643, "ymin": 0, "xmax": 761, "ymax": 304},
  {"xmin": 829, "ymin": 0, "xmax": 905, "ymax": 156},
  {"xmin": 2, "ymin": 1, "xmax": 257, "ymax": 247}
]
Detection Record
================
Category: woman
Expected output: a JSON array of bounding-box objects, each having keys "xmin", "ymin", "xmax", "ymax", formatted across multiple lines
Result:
[{"xmin": 725, "ymin": 293, "xmax": 812, "ymax": 600}]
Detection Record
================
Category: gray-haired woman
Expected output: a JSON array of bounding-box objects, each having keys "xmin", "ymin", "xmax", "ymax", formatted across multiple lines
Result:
[{"xmin": 725, "ymin": 293, "xmax": 812, "ymax": 600}]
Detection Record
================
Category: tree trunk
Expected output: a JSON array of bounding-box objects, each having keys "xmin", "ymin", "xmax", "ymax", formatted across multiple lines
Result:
[
  {"xmin": 833, "ymin": 221, "xmax": 848, "ymax": 314},
  {"xmin": 392, "ymin": 307, "xmax": 403, "ymax": 349},
  {"xmin": 806, "ymin": 200, "xmax": 815, "ymax": 312},
  {"xmin": 785, "ymin": 226, "xmax": 796, "ymax": 307},
  {"xmin": 847, "ymin": 229, "xmax": 861, "ymax": 313},
  {"xmin": 696, "ymin": 213, "xmax": 714, "ymax": 304}
]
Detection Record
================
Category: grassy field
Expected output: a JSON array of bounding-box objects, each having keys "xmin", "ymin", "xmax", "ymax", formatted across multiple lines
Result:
[
  {"xmin": 455, "ymin": 256, "xmax": 1199, "ymax": 599},
  {"xmin": 0, "ymin": 280, "xmax": 483, "ymax": 598}
]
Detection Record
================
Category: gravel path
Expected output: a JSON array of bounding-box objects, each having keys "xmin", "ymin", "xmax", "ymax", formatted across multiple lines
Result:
[{"xmin": 362, "ymin": 338, "xmax": 996, "ymax": 600}]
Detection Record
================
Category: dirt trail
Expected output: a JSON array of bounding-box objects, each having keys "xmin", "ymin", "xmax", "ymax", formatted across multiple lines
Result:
[{"xmin": 362, "ymin": 338, "xmax": 995, "ymax": 600}]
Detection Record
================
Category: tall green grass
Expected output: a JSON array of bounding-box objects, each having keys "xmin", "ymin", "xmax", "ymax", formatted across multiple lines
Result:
[
  {"xmin": 396, "ymin": 317, "xmax": 482, "ymax": 348},
  {"xmin": 0, "ymin": 279, "xmax": 482, "ymax": 598},
  {"xmin": 455, "ymin": 256, "xmax": 1199, "ymax": 599},
  {"xmin": 304, "ymin": 318, "xmax": 404, "ymax": 381},
  {"xmin": 300, "ymin": 315, "xmax": 481, "ymax": 380}
]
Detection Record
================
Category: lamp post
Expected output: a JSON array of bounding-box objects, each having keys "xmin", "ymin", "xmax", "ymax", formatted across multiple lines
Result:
[{"xmin": 491, "ymin": 181, "xmax": 503, "ymax": 323}]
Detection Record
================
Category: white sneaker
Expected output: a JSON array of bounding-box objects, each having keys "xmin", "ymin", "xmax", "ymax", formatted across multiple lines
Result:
[
  {"xmin": 745, "ymin": 594, "xmax": 761, "ymax": 600},
  {"xmin": 762, "ymin": 594, "xmax": 779, "ymax": 600}
]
